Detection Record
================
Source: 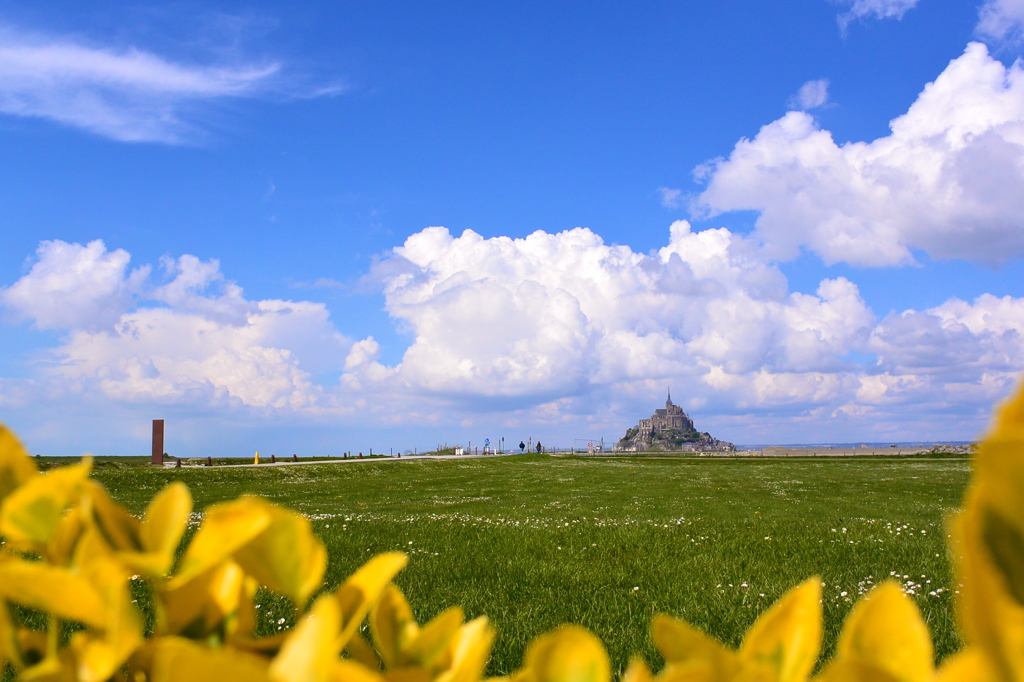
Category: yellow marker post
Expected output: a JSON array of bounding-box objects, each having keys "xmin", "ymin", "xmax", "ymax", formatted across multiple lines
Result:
[{"xmin": 254, "ymin": 450, "xmax": 260, "ymax": 465}]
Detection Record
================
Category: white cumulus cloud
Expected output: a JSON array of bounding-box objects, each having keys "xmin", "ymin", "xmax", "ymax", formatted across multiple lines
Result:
[
  {"xmin": 0, "ymin": 239, "xmax": 149, "ymax": 331},
  {"xmin": 375, "ymin": 223, "xmax": 876, "ymax": 408},
  {"xmin": 695, "ymin": 43, "xmax": 1024, "ymax": 267},
  {"xmin": 1, "ymin": 240, "xmax": 347, "ymax": 410}
]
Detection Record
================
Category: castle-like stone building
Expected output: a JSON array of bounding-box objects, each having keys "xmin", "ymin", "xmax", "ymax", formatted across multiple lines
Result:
[
  {"xmin": 617, "ymin": 390, "xmax": 735, "ymax": 452},
  {"xmin": 636, "ymin": 390, "xmax": 693, "ymax": 442}
]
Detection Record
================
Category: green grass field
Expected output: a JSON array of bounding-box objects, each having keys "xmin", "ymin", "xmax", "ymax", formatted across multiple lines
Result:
[{"xmin": 92, "ymin": 454, "xmax": 971, "ymax": 675}]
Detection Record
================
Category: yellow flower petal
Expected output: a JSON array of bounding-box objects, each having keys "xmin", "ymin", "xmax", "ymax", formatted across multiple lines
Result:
[
  {"xmin": 826, "ymin": 581, "xmax": 933, "ymax": 682},
  {"xmin": 344, "ymin": 631, "xmax": 381, "ymax": 670},
  {"xmin": 270, "ymin": 596, "xmax": 342, "ymax": 682},
  {"xmin": 740, "ymin": 577, "xmax": 822, "ymax": 682},
  {"xmin": 0, "ymin": 587, "xmax": 17, "ymax": 668},
  {"xmin": 172, "ymin": 497, "xmax": 272, "ymax": 587},
  {"xmin": 382, "ymin": 667, "xmax": 432, "ymax": 682},
  {"xmin": 651, "ymin": 615, "xmax": 739, "ymax": 681},
  {"xmin": 48, "ymin": 506, "xmax": 85, "ymax": 567},
  {"xmin": 159, "ymin": 561, "xmax": 245, "ymax": 638},
  {"xmin": 0, "ymin": 423, "xmax": 38, "ymax": 501},
  {"xmin": 371, "ymin": 584, "xmax": 418, "ymax": 668},
  {"xmin": 333, "ymin": 660, "xmax": 389, "ymax": 682},
  {"xmin": 935, "ymin": 649, "xmax": 995, "ymax": 682},
  {"xmin": 337, "ymin": 553, "xmax": 408, "ymax": 648},
  {"xmin": 621, "ymin": 658, "xmax": 654, "ymax": 682},
  {"xmin": 18, "ymin": 646, "xmax": 76, "ymax": 682},
  {"xmin": 519, "ymin": 625, "xmax": 610, "ymax": 682},
  {"xmin": 971, "ymin": 434, "xmax": 1024, "ymax": 545},
  {"xmin": 950, "ymin": 498, "xmax": 1024, "ymax": 682},
  {"xmin": 82, "ymin": 480, "xmax": 142, "ymax": 552},
  {"xmin": 232, "ymin": 496, "xmax": 327, "ymax": 605},
  {"xmin": 813, "ymin": 660, "xmax": 903, "ymax": 682},
  {"xmin": 435, "ymin": 617, "xmax": 496, "ymax": 682},
  {"xmin": 137, "ymin": 481, "xmax": 193, "ymax": 574},
  {"xmin": 68, "ymin": 558, "xmax": 144, "ymax": 682},
  {"xmin": 147, "ymin": 636, "xmax": 273, "ymax": 682},
  {"xmin": 0, "ymin": 559, "xmax": 107, "ymax": 628},
  {"xmin": 406, "ymin": 606, "xmax": 464, "ymax": 668},
  {"xmin": 0, "ymin": 457, "xmax": 91, "ymax": 548},
  {"xmin": 226, "ymin": 576, "xmax": 263, "ymax": 647}
]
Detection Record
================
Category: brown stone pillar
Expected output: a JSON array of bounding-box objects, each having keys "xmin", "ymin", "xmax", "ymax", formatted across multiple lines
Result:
[{"xmin": 152, "ymin": 420, "xmax": 164, "ymax": 465}]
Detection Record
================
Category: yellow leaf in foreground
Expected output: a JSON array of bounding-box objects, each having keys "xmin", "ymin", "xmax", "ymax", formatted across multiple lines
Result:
[
  {"xmin": 344, "ymin": 631, "xmax": 381, "ymax": 669},
  {"xmin": 518, "ymin": 625, "xmax": 610, "ymax": 682},
  {"xmin": 147, "ymin": 637, "xmax": 273, "ymax": 682},
  {"xmin": 19, "ymin": 646, "xmax": 76, "ymax": 682},
  {"xmin": 232, "ymin": 496, "xmax": 328, "ymax": 605},
  {"xmin": 118, "ymin": 481, "xmax": 193, "ymax": 578},
  {"xmin": 0, "ymin": 559, "xmax": 107, "ymax": 628},
  {"xmin": 740, "ymin": 577, "xmax": 822, "ymax": 682},
  {"xmin": 85, "ymin": 480, "xmax": 142, "ymax": 552},
  {"xmin": 334, "ymin": 660, "xmax": 388, "ymax": 682},
  {"xmin": 651, "ymin": 615, "xmax": 739, "ymax": 681},
  {"xmin": 436, "ymin": 617, "xmax": 496, "ymax": 682},
  {"xmin": 970, "ymin": 432, "xmax": 1024, "ymax": 551},
  {"xmin": 0, "ymin": 457, "xmax": 91, "ymax": 548},
  {"xmin": 172, "ymin": 497, "xmax": 272, "ymax": 587},
  {"xmin": 935, "ymin": 649, "xmax": 995, "ymax": 682},
  {"xmin": 950, "ymin": 497, "xmax": 1024, "ymax": 682},
  {"xmin": 159, "ymin": 561, "xmax": 245, "ymax": 638},
  {"xmin": 143, "ymin": 481, "xmax": 193, "ymax": 556},
  {"xmin": 271, "ymin": 596, "xmax": 342, "ymax": 682},
  {"xmin": 817, "ymin": 581, "xmax": 933, "ymax": 682},
  {"xmin": 371, "ymin": 584, "xmax": 418, "ymax": 668},
  {"xmin": 48, "ymin": 506, "xmax": 85, "ymax": 567},
  {"xmin": 0, "ymin": 423, "xmax": 38, "ymax": 501},
  {"xmin": 406, "ymin": 606, "xmax": 465, "ymax": 669},
  {"xmin": 336, "ymin": 552, "xmax": 408, "ymax": 648},
  {"xmin": 621, "ymin": 658, "xmax": 654, "ymax": 682},
  {"xmin": 68, "ymin": 558, "xmax": 144, "ymax": 682}
]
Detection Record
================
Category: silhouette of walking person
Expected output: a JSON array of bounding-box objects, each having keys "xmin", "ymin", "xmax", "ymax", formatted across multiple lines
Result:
[
  {"xmin": 519, "ymin": 441, "xmax": 525, "ymax": 452},
  {"xmin": 536, "ymin": 441, "xmax": 542, "ymax": 453}
]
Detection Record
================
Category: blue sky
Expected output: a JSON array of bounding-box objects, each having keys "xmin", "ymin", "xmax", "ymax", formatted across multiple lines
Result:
[{"xmin": 2, "ymin": 0, "xmax": 1024, "ymax": 456}]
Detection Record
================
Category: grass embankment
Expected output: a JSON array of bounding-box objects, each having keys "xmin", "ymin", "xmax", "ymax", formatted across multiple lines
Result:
[{"xmin": 93, "ymin": 455, "xmax": 970, "ymax": 675}]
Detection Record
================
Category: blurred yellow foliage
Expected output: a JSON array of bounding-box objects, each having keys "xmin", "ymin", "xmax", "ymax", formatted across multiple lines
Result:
[{"xmin": 0, "ymin": 379, "xmax": 1023, "ymax": 681}]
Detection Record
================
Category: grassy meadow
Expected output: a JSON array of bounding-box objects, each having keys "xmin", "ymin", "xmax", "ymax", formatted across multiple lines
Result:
[{"xmin": 92, "ymin": 454, "xmax": 971, "ymax": 675}]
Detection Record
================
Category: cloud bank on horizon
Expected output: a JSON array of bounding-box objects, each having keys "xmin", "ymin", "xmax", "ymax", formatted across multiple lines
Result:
[{"xmin": 4, "ymin": 1, "xmax": 1024, "ymax": 451}]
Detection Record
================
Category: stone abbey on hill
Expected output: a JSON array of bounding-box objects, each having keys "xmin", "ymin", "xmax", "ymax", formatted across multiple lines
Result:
[{"xmin": 616, "ymin": 391, "xmax": 735, "ymax": 452}]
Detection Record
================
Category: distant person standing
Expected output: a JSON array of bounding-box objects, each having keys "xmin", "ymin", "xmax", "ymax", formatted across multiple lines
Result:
[
  {"xmin": 536, "ymin": 441, "xmax": 542, "ymax": 453},
  {"xmin": 519, "ymin": 441, "xmax": 525, "ymax": 452}
]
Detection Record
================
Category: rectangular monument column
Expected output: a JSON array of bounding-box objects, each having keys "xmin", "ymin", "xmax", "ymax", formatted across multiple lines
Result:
[{"xmin": 152, "ymin": 419, "xmax": 164, "ymax": 465}]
